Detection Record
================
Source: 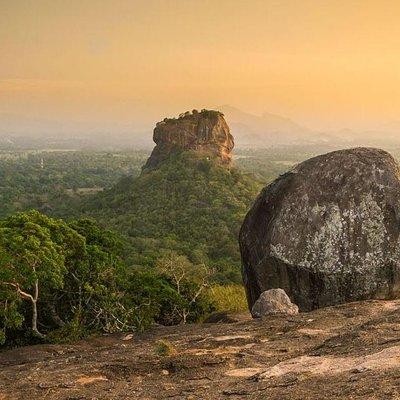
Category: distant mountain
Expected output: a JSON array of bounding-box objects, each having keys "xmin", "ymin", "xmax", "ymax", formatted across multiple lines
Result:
[
  {"xmin": 220, "ymin": 105, "xmax": 306, "ymax": 131},
  {"xmin": 218, "ymin": 105, "xmax": 317, "ymax": 146},
  {"xmin": 320, "ymin": 126, "xmax": 400, "ymax": 148},
  {"xmin": 218, "ymin": 106, "xmax": 400, "ymax": 148},
  {"xmin": 358, "ymin": 121, "xmax": 400, "ymax": 145},
  {"xmin": 376, "ymin": 120, "xmax": 400, "ymax": 134}
]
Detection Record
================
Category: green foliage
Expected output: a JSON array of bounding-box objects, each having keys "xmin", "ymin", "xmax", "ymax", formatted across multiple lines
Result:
[
  {"xmin": 47, "ymin": 310, "xmax": 88, "ymax": 344},
  {"xmin": 49, "ymin": 218, "xmax": 133, "ymax": 335},
  {"xmin": 0, "ymin": 150, "xmax": 147, "ymax": 219},
  {"xmin": 0, "ymin": 148, "xmax": 290, "ymax": 348},
  {"xmin": 0, "ymin": 210, "xmax": 66, "ymax": 288},
  {"xmin": 0, "ymin": 210, "xmax": 69, "ymax": 338},
  {"xmin": 123, "ymin": 253, "xmax": 215, "ymax": 327},
  {"xmin": 0, "ymin": 210, "xmax": 222, "ymax": 347},
  {"xmin": 154, "ymin": 339, "xmax": 176, "ymax": 357},
  {"xmin": 0, "ymin": 211, "xmax": 138, "ymax": 346},
  {"xmin": 163, "ymin": 109, "xmax": 223, "ymax": 123},
  {"xmin": 82, "ymin": 152, "xmax": 262, "ymax": 284},
  {"xmin": 0, "ymin": 148, "xmax": 293, "ymax": 290},
  {"xmin": 155, "ymin": 251, "xmax": 213, "ymax": 323},
  {"xmin": 123, "ymin": 269, "xmax": 182, "ymax": 328},
  {"xmin": 207, "ymin": 284, "xmax": 248, "ymax": 313}
]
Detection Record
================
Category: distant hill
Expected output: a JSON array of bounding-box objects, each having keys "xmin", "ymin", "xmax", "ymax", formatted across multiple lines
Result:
[
  {"xmin": 219, "ymin": 106, "xmax": 400, "ymax": 148},
  {"xmin": 218, "ymin": 105, "xmax": 316, "ymax": 146}
]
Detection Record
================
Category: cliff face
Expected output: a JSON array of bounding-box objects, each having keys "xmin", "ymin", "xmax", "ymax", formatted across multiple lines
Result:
[
  {"xmin": 240, "ymin": 147, "xmax": 400, "ymax": 312},
  {"xmin": 142, "ymin": 110, "xmax": 234, "ymax": 172}
]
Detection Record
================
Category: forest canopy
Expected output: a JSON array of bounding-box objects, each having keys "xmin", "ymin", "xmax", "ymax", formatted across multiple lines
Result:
[
  {"xmin": 0, "ymin": 148, "xmax": 285, "ymax": 347},
  {"xmin": 80, "ymin": 152, "xmax": 262, "ymax": 284},
  {"xmin": 0, "ymin": 210, "xmax": 246, "ymax": 346}
]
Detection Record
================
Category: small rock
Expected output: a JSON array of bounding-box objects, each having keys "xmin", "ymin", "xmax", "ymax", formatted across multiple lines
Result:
[
  {"xmin": 251, "ymin": 289, "xmax": 299, "ymax": 318},
  {"xmin": 161, "ymin": 369, "xmax": 170, "ymax": 376},
  {"xmin": 122, "ymin": 334, "xmax": 134, "ymax": 341}
]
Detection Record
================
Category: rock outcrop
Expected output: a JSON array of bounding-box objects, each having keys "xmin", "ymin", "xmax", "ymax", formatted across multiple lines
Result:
[
  {"xmin": 251, "ymin": 289, "xmax": 299, "ymax": 318},
  {"xmin": 240, "ymin": 147, "xmax": 400, "ymax": 312},
  {"xmin": 142, "ymin": 110, "xmax": 234, "ymax": 172}
]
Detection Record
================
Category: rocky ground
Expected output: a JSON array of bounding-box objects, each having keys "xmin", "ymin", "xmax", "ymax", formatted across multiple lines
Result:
[{"xmin": 3, "ymin": 300, "xmax": 400, "ymax": 399}]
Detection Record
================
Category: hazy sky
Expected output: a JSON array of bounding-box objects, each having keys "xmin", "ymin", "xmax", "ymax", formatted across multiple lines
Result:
[{"xmin": 2, "ymin": 0, "xmax": 400, "ymax": 130}]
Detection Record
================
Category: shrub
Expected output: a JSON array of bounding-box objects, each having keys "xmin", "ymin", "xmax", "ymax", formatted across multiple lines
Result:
[
  {"xmin": 154, "ymin": 339, "xmax": 176, "ymax": 357},
  {"xmin": 207, "ymin": 284, "xmax": 248, "ymax": 313}
]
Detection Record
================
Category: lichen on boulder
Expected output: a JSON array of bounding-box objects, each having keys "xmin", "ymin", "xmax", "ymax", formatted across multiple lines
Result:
[{"xmin": 240, "ymin": 147, "xmax": 400, "ymax": 312}]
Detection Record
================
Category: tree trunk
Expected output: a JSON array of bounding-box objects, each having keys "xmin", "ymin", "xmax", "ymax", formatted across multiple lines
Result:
[
  {"xmin": 31, "ymin": 280, "xmax": 45, "ymax": 339},
  {"xmin": 182, "ymin": 309, "xmax": 188, "ymax": 324},
  {"xmin": 1, "ymin": 279, "xmax": 45, "ymax": 338}
]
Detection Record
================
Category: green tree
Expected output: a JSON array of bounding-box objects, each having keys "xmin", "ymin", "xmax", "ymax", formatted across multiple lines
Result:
[
  {"xmin": 0, "ymin": 212, "xmax": 136, "ymax": 345},
  {"xmin": 63, "ymin": 218, "xmax": 129, "ymax": 333},
  {"xmin": 123, "ymin": 269, "xmax": 183, "ymax": 328},
  {"xmin": 156, "ymin": 251, "xmax": 213, "ymax": 323},
  {"xmin": 0, "ymin": 211, "xmax": 66, "ymax": 338}
]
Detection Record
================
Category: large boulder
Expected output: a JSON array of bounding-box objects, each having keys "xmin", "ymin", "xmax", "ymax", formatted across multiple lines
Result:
[
  {"xmin": 240, "ymin": 148, "xmax": 400, "ymax": 312},
  {"xmin": 142, "ymin": 109, "xmax": 234, "ymax": 172},
  {"xmin": 251, "ymin": 289, "xmax": 299, "ymax": 318}
]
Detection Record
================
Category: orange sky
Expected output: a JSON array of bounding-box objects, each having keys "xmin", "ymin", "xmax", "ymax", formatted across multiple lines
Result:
[{"xmin": 1, "ymin": 0, "xmax": 400, "ymax": 130}]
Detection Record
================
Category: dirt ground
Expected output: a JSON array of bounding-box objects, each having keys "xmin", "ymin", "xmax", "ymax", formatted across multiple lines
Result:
[{"xmin": 3, "ymin": 300, "xmax": 400, "ymax": 399}]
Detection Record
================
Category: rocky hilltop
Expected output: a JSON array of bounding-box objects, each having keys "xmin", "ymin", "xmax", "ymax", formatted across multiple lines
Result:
[
  {"xmin": 240, "ymin": 147, "xmax": 400, "ymax": 312},
  {"xmin": 3, "ymin": 299, "xmax": 400, "ymax": 399},
  {"xmin": 82, "ymin": 108, "xmax": 258, "ymax": 284},
  {"xmin": 142, "ymin": 109, "xmax": 234, "ymax": 172}
]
